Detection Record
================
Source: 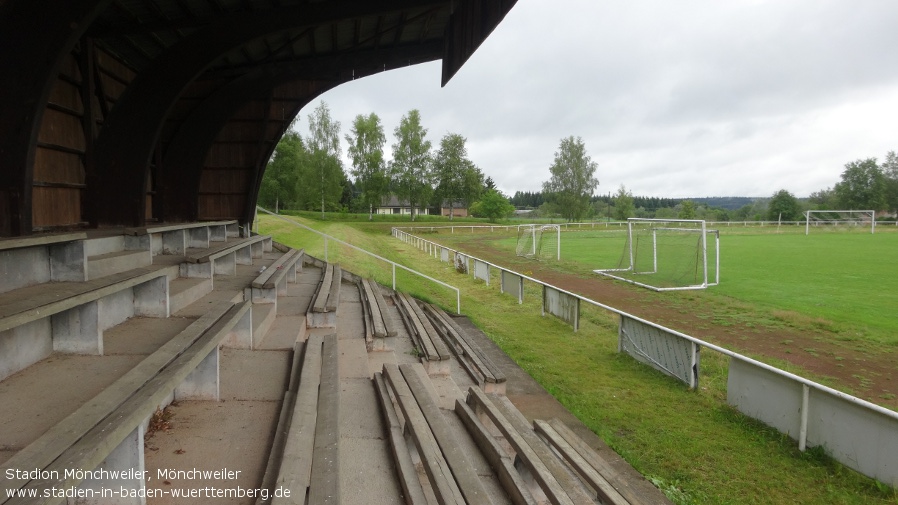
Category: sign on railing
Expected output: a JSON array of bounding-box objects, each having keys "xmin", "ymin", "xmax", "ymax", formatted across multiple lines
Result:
[
  {"xmin": 542, "ymin": 285, "xmax": 580, "ymax": 331},
  {"xmin": 620, "ymin": 315, "xmax": 699, "ymax": 389}
]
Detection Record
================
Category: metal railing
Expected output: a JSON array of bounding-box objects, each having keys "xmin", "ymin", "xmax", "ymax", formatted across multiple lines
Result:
[
  {"xmin": 257, "ymin": 207, "xmax": 461, "ymax": 313},
  {"xmin": 392, "ymin": 226, "xmax": 898, "ymax": 485}
]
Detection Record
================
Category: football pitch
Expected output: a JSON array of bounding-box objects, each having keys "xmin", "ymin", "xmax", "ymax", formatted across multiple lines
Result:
[{"xmin": 490, "ymin": 225, "xmax": 898, "ymax": 345}]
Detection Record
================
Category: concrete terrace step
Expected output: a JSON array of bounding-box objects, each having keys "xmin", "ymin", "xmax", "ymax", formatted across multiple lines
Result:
[
  {"xmin": 87, "ymin": 249, "xmax": 153, "ymax": 279},
  {"xmin": 168, "ymin": 276, "xmax": 213, "ymax": 314}
]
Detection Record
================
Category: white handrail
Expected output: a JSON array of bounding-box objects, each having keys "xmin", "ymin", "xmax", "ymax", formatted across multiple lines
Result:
[{"xmin": 257, "ymin": 207, "xmax": 461, "ymax": 314}]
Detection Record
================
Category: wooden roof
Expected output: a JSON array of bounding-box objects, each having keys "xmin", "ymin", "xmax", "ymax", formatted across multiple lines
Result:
[{"xmin": 0, "ymin": 0, "xmax": 517, "ymax": 235}]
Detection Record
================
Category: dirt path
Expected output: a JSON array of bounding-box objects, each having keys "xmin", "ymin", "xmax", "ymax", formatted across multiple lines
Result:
[{"xmin": 444, "ymin": 235, "xmax": 898, "ymax": 410}]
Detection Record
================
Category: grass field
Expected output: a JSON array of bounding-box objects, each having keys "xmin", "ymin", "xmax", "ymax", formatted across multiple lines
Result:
[
  {"xmin": 489, "ymin": 225, "xmax": 898, "ymax": 345},
  {"xmin": 259, "ymin": 214, "xmax": 898, "ymax": 504}
]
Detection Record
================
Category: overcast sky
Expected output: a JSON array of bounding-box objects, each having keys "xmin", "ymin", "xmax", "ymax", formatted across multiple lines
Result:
[{"xmin": 295, "ymin": 0, "xmax": 898, "ymax": 199}]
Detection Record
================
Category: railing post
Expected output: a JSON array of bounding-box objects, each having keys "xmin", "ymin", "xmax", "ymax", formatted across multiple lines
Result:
[
  {"xmin": 325, "ymin": 237, "xmax": 328, "ymax": 262},
  {"xmin": 392, "ymin": 264, "xmax": 396, "ymax": 290}
]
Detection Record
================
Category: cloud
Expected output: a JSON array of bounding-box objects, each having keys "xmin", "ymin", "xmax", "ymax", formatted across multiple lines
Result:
[{"xmin": 300, "ymin": 0, "xmax": 898, "ymax": 198}]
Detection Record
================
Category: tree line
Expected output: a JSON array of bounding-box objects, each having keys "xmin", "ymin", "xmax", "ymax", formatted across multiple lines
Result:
[{"xmin": 258, "ymin": 102, "xmax": 514, "ymax": 222}]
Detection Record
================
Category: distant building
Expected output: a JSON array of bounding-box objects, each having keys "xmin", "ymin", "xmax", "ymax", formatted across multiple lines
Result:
[{"xmin": 375, "ymin": 195, "xmax": 468, "ymax": 217}]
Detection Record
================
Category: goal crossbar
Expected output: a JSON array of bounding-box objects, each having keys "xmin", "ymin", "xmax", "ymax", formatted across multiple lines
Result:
[
  {"xmin": 595, "ymin": 218, "xmax": 720, "ymax": 291},
  {"xmin": 805, "ymin": 210, "xmax": 875, "ymax": 235}
]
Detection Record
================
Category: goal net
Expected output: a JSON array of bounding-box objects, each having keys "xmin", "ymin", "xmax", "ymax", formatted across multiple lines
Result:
[
  {"xmin": 594, "ymin": 218, "xmax": 719, "ymax": 291},
  {"xmin": 805, "ymin": 210, "xmax": 875, "ymax": 234},
  {"xmin": 515, "ymin": 224, "xmax": 560, "ymax": 260}
]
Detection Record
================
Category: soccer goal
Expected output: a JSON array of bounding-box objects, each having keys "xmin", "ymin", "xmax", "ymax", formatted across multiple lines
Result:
[
  {"xmin": 594, "ymin": 218, "xmax": 720, "ymax": 291},
  {"xmin": 805, "ymin": 210, "xmax": 875, "ymax": 235},
  {"xmin": 515, "ymin": 224, "xmax": 560, "ymax": 261}
]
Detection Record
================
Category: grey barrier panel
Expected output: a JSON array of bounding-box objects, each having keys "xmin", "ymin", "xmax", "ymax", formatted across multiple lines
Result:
[
  {"xmin": 542, "ymin": 285, "xmax": 580, "ymax": 331},
  {"xmin": 728, "ymin": 358, "xmax": 803, "ymax": 438},
  {"xmin": 474, "ymin": 259, "xmax": 490, "ymax": 285},
  {"xmin": 441, "ymin": 247, "xmax": 450, "ymax": 263},
  {"xmin": 620, "ymin": 315, "xmax": 698, "ymax": 388},
  {"xmin": 501, "ymin": 270, "xmax": 524, "ymax": 304},
  {"xmin": 454, "ymin": 252, "xmax": 468, "ymax": 274},
  {"xmin": 807, "ymin": 383, "xmax": 898, "ymax": 484}
]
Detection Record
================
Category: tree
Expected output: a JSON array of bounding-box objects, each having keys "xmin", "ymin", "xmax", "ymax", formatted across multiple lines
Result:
[
  {"xmin": 834, "ymin": 158, "xmax": 885, "ymax": 210},
  {"xmin": 298, "ymin": 101, "xmax": 345, "ymax": 216},
  {"xmin": 484, "ymin": 176, "xmax": 497, "ymax": 191},
  {"xmin": 390, "ymin": 109, "xmax": 433, "ymax": 221},
  {"xmin": 345, "ymin": 112, "xmax": 388, "ymax": 220},
  {"xmin": 767, "ymin": 189, "xmax": 801, "ymax": 221},
  {"xmin": 809, "ymin": 187, "xmax": 838, "ymax": 209},
  {"xmin": 259, "ymin": 129, "xmax": 305, "ymax": 211},
  {"xmin": 883, "ymin": 151, "xmax": 898, "ymax": 215},
  {"xmin": 678, "ymin": 200, "xmax": 696, "ymax": 219},
  {"xmin": 470, "ymin": 190, "xmax": 515, "ymax": 222},
  {"xmin": 433, "ymin": 133, "xmax": 483, "ymax": 220},
  {"xmin": 542, "ymin": 136, "xmax": 599, "ymax": 222},
  {"xmin": 612, "ymin": 184, "xmax": 634, "ymax": 220}
]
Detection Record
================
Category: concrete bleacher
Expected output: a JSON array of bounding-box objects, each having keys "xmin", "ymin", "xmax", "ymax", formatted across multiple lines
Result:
[{"xmin": 0, "ymin": 226, "xmax": 668, "ymax": 505}]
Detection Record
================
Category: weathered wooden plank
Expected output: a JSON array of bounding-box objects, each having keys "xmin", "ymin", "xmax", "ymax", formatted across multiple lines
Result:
[
  {"xmin": 325, "ymin": 265, "xmax": 341, "ymax": 312},
  {"xmin": 0, "ymin": 302, "xmax": 235, "ymax": 497},
  {"xmin": 399, "ymin": 364, "xmax": 494, "ymax": 505},
  {"xmin": 273, "ymin": 332, "xmax": 324, "ymax": 505},
  {"xmin": 252, "ymin": 248, "xmax": 299, "ymax": 289},
  {"xmin": 424, "ymin": 303, "xmax": 505, "ymax": 384},
  {"xmin": 383, "ymin": 364, "xmax": 465, "ymax": 505},
  {"xmin": 0, "ymin": 232, "xmax": 85, "ymax": 251},
  {"xmin": 185, "ymin": 234, "xmax": 268, "ymax": 263},
  {"xmin": 373, "ymin": 372, "xmax": 429, "ymax": 505},
  {"xmin": 308, "ymin": 335, "xmax": 340, "ymax": 504},
  {"xmin": 455, "ymin": 399, "xmax": 537, "ymax": 505},
  {"xmin": 361, "ymin": 278, "xmax": 388, "ymax": 339},
  {"xmin": 466, "ymin": 388, "xmax": 577, "ymax": 505},
  {"xmin": 0, "ymin": 267, "xmax": 168, "ymax": 332},
  {"xmin": 546, "ymin": 419, "xmax": 644, "ymax": 505},
  {"xmin": 311, "ymin": 264, "xmax": 333, "ymax": 313},
  {"xmin": 5, "ymin": 301, "xmax": 251, "ymax": 504},
  {"xmin": 125, "ymin": 220, "xmax": 237, "ymax": 236}
]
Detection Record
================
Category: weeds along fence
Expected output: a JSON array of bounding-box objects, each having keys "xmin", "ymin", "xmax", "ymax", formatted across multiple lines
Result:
[
  {"xmin": 392, "ymin": 226, "xmax": 898, "ymax": 486},
  {"xmin": 257, "ymin": 207, "xmax": 460, "ymax": 313}
]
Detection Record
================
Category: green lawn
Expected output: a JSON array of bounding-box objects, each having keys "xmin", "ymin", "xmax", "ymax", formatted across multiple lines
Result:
[{"xmin": 258, "ymin": 214, "xmax": 898, "ymax": 504}]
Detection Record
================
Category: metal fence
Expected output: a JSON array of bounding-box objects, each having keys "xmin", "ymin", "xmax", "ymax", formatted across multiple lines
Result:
[
  {"xmin": 257, "ymin": 208, "xmax": 460, "ymax": 313},
  {"xmin": 392, "ymin": 227, "xmax": 898, "ymax": 485}
]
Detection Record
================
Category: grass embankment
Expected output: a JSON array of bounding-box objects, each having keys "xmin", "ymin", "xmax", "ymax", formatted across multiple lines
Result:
[{"xmin": 258, "ymin": 213, "xmax": 897, "ymax": 505}]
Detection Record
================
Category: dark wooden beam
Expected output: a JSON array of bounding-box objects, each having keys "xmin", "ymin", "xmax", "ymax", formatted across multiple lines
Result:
[
  {"xmin": 89, "ymin": 0, "xmax": 447, "ymax": 226},
  {"xmin": 0, "ymin": 0, "xmax": 111, "ymax": 236}
]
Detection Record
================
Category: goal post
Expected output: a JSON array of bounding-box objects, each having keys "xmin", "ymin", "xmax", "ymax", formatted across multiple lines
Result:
[
  {"xmin": 594, "ymin": 218, "xmax": 720, "ymax": 291},
  {"xmin": 515, "ymin": 224, "xmax": 560, "ymax": 261},
  {"xmin": 805, "ymin": 210, "xmax": 875, "ymax": 235}
]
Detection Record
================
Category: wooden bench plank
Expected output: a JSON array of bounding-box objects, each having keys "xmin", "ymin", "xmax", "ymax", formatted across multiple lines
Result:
[
  {"xmin": 0, "ymin": 302, "xmax": 236, "ymax": 499},
  {"xmin": 311, "ymin": 264, "xmax": 334, "ymax": 313},
  {"xmin": 6, "ymin": 301, "xmax": 251, "ymax": 504},
  {"xmin": 467, "ymin": 388, "xmax": 579, "ymax": 505},
  {"xmin": 185, "ymin": 234, "xmax": 268, "ymax": 264},
  {"xmin": 325, "ymin": 266, "xmax": 341, "ymax": 312},
  {"xmin": 360, "ymin": 279, "xmax": 388, "ymax": 339},
  {"xmin": 534, "ymin": 420, "xmax": 630, "ymax": 505},
  {"xmin": 0, "ymin": 266, "xmax": 168, "ymax": 332},
  {"xmin": 382, "ymin": 364, "xmax": 465, "ymax": 505},
  {"xmin": 0, "ymin": 232, "xmax": 86, "ymax": 252},
  {"xmin": 423, "ymin": 303, "xmax": 505, "ymax": 384},
  {"xmin": 395, "ymin": 293, "xmax": 450, "ymax": 362},
  {"xmin": 308, "ymin": 336, "xmax": 340, "ymax": 504},
  {"xmin": 455, "ymin": 399, "xmax": 538, "ymax": 505},
  {"xmin": 273, "ymin": 332, "xmax": 324, "ymax": 505},
  {"xmin": 252, "ymin": 248, "xmax": 301, "ymax": 289},
  {"xmin": 399, "ymin": 364, "xmax": 494, "ymax": 505},
  {"xmin": 373, "ymin": 372, "xmax": 429, "ymax": 504},
  {"xmin": 125, "ymin": 220, "xmax": 237, "ymax": 235}
]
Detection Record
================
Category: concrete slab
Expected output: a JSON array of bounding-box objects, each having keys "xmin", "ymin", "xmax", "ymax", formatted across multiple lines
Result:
[
  {"xmin": 143, "ymin": 400, "xmax": 279, "ymax": 505},
  {"xmin": 174, "ymin": 289, "xmax": 243, "ymax": 318},
  {"xmin": 256, "ymin": 315, "xmax": 305, "ymax": 350},
  {"xmin": 337, "ymin": 337, "xmax": 370, "ymax": 380},
  {"xmin": 220, "ymin": 349, "xmax": 290, "ymax": 401},
  {"xmin": 339, "ymin": 378, "xmax": 384, "ymax": 440},
  {"xmin": 103, "ymin": 316, "xmax": 197, "ymax": 355},
  {"xmin": 0, "ymin": 354, "xmax": 144, "ymax": 450},
  {"xmin": 251, "ymin": 303, "xmax": 277, "ymax": 344},
  {"xmin": 339, "ymin": 438, "xmax": 403, "ymax": 505},
  {"xmin": 366, "ymin": 350, "xmax": 397, "ymax": 378},
  {"xmin": 88, "ymin": 249, "xmax": 152, "ymax": 279},
  {"xmin": 274, "ymin": 294, "xmax": 312, "ymax": 317},
  {"xmin": 0, "ymin": 450, "xmax": 14, "ymax": 466},
  {"xmin": 169, "ymin": 277, "xmax": 213, "ymax": 314}
]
